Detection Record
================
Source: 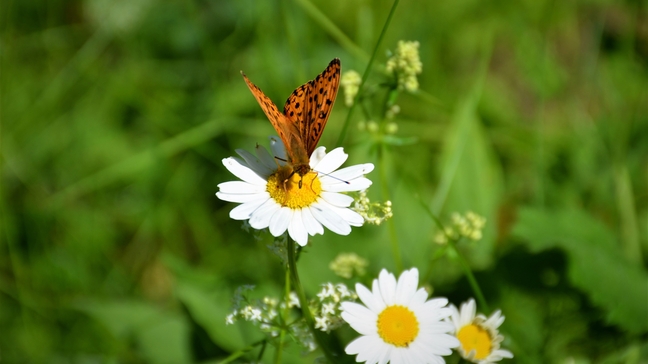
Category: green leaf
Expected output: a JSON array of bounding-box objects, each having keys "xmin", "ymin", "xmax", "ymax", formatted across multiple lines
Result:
[
  {"xmin": 433, "ymin": 71, "xmax": 504, "ymax": 268},
  {"xmin": 74, "ymin": 299, "xmax": 191, "ymax": 363},
  {"xmin": 512, "ymin": 207, "xmax": 648, "ymax": 333},
  {"xmin": 175, "ymin": 280, "xmax": 251, "ymax": 351}
]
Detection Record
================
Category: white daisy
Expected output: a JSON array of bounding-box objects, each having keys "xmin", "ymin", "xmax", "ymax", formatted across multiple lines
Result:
[
  {"xmin": 216, "ymin": 137, "xmax": 374, "ymax": 246},
  {"xmin": 341, "ymin": 268, "xmax": 459, "ymax": 364},
  {"xmin": 447, "ymin": 299, "xmax": 514, "ymax": 363}
]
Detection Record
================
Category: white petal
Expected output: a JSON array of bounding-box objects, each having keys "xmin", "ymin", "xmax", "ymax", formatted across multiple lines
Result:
[
  {"xmin": 218, "ymin": 181, "xmax": 267, "ymax": 194},
  {"xmin": 460, "ymin": 299, "xmax": 476, "ymax": 326},
  {"xmin": 269, "ymin": 136, "xmax": 287, "ymax": 163},
  {"xmin": 317, "ymin": 199, "xmax": 364, "ymax": 226},
  {"xmin": 378, "ymin": 269, "xmax": 397, "ymax": 305},
  {"xmin": 248, "ymin": 199, "xmax": 281, "ymax": 229},
  {"xmin": 216, "ymin": 191, "xmax": 269, "ymax": 203},
  {"xmin": 309, "ymin": 146, "xmax": 327, "ymax": 167},
  {"xmin": 229, "ymin": 198, "xmax": 267, "ymax": 220},
  {"xmin": 355, "ymin": 283, "xmax": 386, "ymax": 313},
  {"xmin": 222, "ymin": 157, "xmax": 267, "ymax": 185},
  {"xmin": 341, "ymin": 302, "xmax": 377, "ymax": 335},
  {"xmin": 309, "ymin": 201, "xmax": 352, "ymax": 235},
  {"xmin": 268, "ymin": 207, "xmax": 291, "ymax": 237},
  {"xmin": 321, "ymin": 163, "xmax": 374, "ymax": 184},
  {"xmin": 302, "ymin": 207, "xmax": 324, "ymax": 236},
  {"xmin": 322, "ymin": 177, "xmax": 373, "ymax": 192},
  {"xmin": 320, "ymin": 191, "xmax": 354, "ymax": 207},
  {"xmin": 346, "ymin": 335, "xmax": 383, "ymax": 361},
  {"xmin": 395, "ymin": 268, "xmax": 419, "ymax": 305},
  {"xmin": 255, "ymin": 144, "xmax": 280, "ymax": 170},
  {"xmin": 236, "ymin": 149, "xmax": 274, "ymax": 177},
  {"xmin": 312, "ymin": 147, "xmax": 348, "ymax": 174},
  {"xmin": 288, "ymin": 209, "xmax": 308, "ymax": 246}
]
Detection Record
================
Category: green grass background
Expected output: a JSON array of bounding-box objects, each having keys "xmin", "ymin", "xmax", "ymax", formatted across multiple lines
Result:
[{"xmin": 1, "ymin": 0, "xmax": 647, "ymax": 362}]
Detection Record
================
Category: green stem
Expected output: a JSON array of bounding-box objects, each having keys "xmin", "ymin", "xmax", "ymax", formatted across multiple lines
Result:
[
  {"xmin": 379, "ymin": 143, "xmax": 402, "ymax": 273},
  {"xmin": 287, "ymin": 238, "xmax": 337, "ymax": 363},
  {"xmin": 447, "ymin": 239, "xmax": 490, "ymax": 313},
  {"xmin": 336, "ymin": 0, "xmax": 400, "ymax": 147},
  {"xmin": 218, "ymin": 339, "xmax": 266, "ymax": 364},
  {"xmin": 417, "ymin": 198, "xmax": 490, "ymax": 313},
  {"xmin": 273, "ymin": 268, "xmax": 292, "ymax": 364}
]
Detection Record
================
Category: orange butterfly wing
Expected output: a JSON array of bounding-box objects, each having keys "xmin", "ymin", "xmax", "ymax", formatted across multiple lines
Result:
[
  {"xmin": 283, "ymin": 58, "xmax": 341, "ymax": 156},
  {"xmin": 241, "ymin": 58, "xmax": 341, "ymax": 172},
  {"xmin": 241, "ymin": 71, "xmax": 309, "ymax": 166}
]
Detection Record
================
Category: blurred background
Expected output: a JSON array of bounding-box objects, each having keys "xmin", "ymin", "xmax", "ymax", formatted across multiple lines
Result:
[{"xmin": 1, "ymin": 0, "xmax": 647, "ymax": 362}]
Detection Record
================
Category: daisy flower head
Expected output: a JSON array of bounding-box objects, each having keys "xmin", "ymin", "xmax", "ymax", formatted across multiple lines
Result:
[
  {"xmin": 216, "ymin": 137, "xmax": 374, "ymax": 246},
  {"xmin": 447, "ymin": 298, "xmax": 513, "ymax": 363},
  {"xmin": 341, "ymin": 268, "xmax": 459, "ymax": 364}
]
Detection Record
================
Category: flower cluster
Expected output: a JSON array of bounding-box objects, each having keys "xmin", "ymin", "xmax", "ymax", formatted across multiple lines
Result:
[
  {"xmin": 225, "ymin": 288, "xmax": 317, "ymax": 351},
  {"xmin": 434, "ymin": 211, "xmax": 487, "ymax": 244},
  {"xmin": 352, "ymin": 190, "xmax": 393, "ymax": 225},
  {"xmin": 329, "ymin": 252, "xmax": 368, "ymax": 279},
  {"xmin": 447, "ymin": 299, "xmax": 514, "ymax": 363},
  {"xmin": 311, "ymin": 283, "xmax": 357, "ymax": 332},
  {"xmin": 341, "ymin": 70, "xmax": 362, "ymax": 106},
  {"xmin": 386, "ymin": 40, "xmax": 423, "ymax": 92}
]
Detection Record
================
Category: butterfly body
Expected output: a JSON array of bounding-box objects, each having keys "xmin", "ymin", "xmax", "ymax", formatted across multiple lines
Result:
[{"xmin": 241, "ymin": 59, "xmax": 341, "ymax": 184}]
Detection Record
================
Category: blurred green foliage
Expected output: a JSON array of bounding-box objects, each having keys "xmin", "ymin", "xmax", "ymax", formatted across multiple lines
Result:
[{"xmin": 2, "ymin": 0, "xmax": 647, "ymax": 363}]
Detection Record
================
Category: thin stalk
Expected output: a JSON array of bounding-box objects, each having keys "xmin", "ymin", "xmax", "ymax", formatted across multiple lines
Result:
[
  {"xmin": 273, "ymin": 268, "xmax": 292, "ymax": 364},
  {"xmin": 447, "ymin": 239, "xmax": 489, "ymax": 313},
  {"xmin": 287, "ymin": 238, "xmax": 337, "ymax": 363},
  {"xmin": 336, "ymin": 0, "xmax": 400, "ymax": 147},
  {"xmin": 379, "ymin": 143, "xmax": 402, "ymax": 272},
  {"xmin": 218, "ymin": 339, "xmax": 266, "ymax": 364},
  {"xmin": 418, "ymin": 198, "xmax": 489, "ymax": 313}
]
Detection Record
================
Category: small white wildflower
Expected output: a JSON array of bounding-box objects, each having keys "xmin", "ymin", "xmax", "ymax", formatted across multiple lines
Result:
[
  {"xmin": 341, "ymin": 70, "xmax": 362, "ymax": 107},
  {"xmin": 436, "ymin": 211, "xmax": 487, "ymax": 244},
  {"xmin": 329, "ymin": 252, "xmax": 368, "ymax": 279},
  {"xmin": 322, "ymin": 302, "xmax": 336, "ymax": 316},
  {"xmin": 386, "ymin": 104, "xmax": 401, "ymax": 119},
  {"xmin": 288, "ymin": 292, "xmax": 300, "ymax": 308},
  {"xmin": 386, "ymin": 40, "xmax": 423, "ymax": 92},
  {"xmin": 225, "ymin": 313, "xmax": 236, "ymax": 325},
  {"xmin": 385, "ymin": 122, "xmax": 398, "ymax": 134},
  {"xmin": 314, "ymin": 315, "xmax": 330, "ymax": 331},
  {"xmin": 352, "ymin": 190, "xmax": 393, "ymax": 226}
]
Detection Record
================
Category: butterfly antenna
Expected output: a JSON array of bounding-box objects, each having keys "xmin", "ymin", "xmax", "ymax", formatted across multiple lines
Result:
[{"xmin": 314, "ymin": 170, "xmax": 350, "ymax": 184}]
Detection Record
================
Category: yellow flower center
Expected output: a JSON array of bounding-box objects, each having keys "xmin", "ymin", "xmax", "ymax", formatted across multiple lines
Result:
[
  {"xmin": 266, "ymin": 165, "xmax": 321, "ymax": 208},
  {"xmin": 457, "ymin": 323, "xmax": 493, "ymax": 360},
  {"xmin": 377, "ymin": 305, "xmax": 419, "ymax": 347}
]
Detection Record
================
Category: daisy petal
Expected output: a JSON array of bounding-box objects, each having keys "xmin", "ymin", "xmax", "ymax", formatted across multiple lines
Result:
[
  {"xmin": 320, "ymin": 191, "xmax": 354, "ymax": 207},
  {"xmin": 310, "ymin": 201, "xmax": 351, "ymax": 235},
  {"xmin": 217, "ymin": 181, "xmax": 267, "ymax": 194},
  {"xmin": 288, "ymin": 209, "xmax": 308, "ymax": 246},
  {"xmin": 229, "ymin": 198, "xmax": 266, "ymax": 220},
  {"xmin": 302, "ymin": 207, "xmax": 324, "ymax": 236},
  {"xmin": 235, "ymin": 148, "xmax": 274, "ymax": 177},
  {"xmin": 222, "ymin": 157, "xmax": 266, "ymax": 185},
  {"xmin": 312, "ymin": 147, "xmax": 348, "ymax": 173},
  {"xmin": 248, "ymin": 199, "xmax": 281, "ymax": 229},
  {"xmin": 268, "ymin": 207, "xmax": 291, "ymax": 237}
]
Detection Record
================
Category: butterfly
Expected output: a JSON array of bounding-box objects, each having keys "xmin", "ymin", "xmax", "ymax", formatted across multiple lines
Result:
[{"xmin": 241, "ymin": 58, "xmax": 341, "ymax": 187}]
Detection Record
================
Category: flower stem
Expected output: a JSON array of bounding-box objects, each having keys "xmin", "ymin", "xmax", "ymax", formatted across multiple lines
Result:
[
  {"xmin": 218, "ymin": 339, "xmax": 266, "ymax": 364},
  {"xmin": 286, "ymin": 238, "xmax": 337, "ymax": 363},
  {"xmin": 447, "ymin": 239, "xmax": 490, "ymax": 313},
  {"xmin": 273, "ymin": 269, "xmax": 292, "ymax": 364},
  {"xmin": 417, "ymin": 198, "xmax": 490, "ymax": 313},
  {"xmin": 336, "ymin": 0, "xmax": 400, "ymax": 146},
  {"xmin": 379, "ymin": 143, "xmax": 402, "ymax": 273}
]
